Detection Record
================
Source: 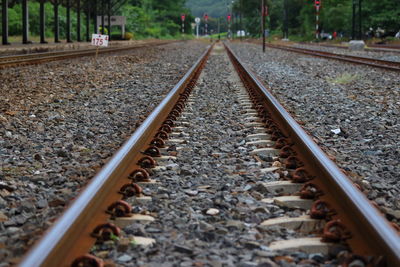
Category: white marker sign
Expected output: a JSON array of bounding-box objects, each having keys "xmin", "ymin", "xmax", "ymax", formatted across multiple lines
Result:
[{"xmin": 91, "ymin": 34, "xmax": 109, "ymax": 47}]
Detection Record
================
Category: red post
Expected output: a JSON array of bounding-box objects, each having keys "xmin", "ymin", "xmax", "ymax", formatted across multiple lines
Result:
[
  {"xmin": 227, "ymin": 14, "xmax": 231, "ymax": 39},
  {"xmin": 204, "ymin": 13, "xmax": 208, "ymax": 35},
  {"xmin": 181, "ymin": 14, "xmax": 185, "ymax": 34},
  {"xmin": 315, "ymin": 0, "xmax": 321, "ymax": 39}
]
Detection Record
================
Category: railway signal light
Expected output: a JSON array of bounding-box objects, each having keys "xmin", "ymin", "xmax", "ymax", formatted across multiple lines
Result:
[
  {"xmin": 315, "ymin": 0, "xmax": 321, "ymax": 8},
  {"xmin": 181, "ymin": 14, "xmax": 185, "ymax": 22},
  {"xmin": 204, "ymin": 13, "xmax": 208, "ymax": 21},
  {"xmin": 227, "ymin": 14, "xmax": 231, "ymax": 22}
]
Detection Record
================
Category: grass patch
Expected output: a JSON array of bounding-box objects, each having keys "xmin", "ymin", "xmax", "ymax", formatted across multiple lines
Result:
[{"xmin": 327, "ymin": 73, "xmax": 359, "ymax": 85}]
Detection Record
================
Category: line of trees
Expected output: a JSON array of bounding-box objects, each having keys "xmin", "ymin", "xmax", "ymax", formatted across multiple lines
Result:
[
  {"xmin": 124, "ymin": 0, "xmax": 193, "ymax": 38},
  {"xmin": 1, "ymin": 2, "xmax": 86, "ymax": 40},
  {"xmin": 230, "ymin": 0, "xmax": 400, "ymax": 39},
  {"xmin": 1, "ymin": 0, "xmax": 398, "ymax": 40},
  {"xmin": 0, "ymin": 0, "xmax": 192, "ymax": 40}
]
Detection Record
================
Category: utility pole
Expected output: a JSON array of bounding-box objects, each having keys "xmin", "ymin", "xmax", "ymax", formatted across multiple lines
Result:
[
  {"xmin": 218, "ymin": 18, "xmax": 220, "ymax": 40},
  {"xmin": 351, "ymin": 0, "xmax": 363, "ymax": 40},
  {"xmin": 352, "ymin": 0, "xmax": 356, "ymax": 39},
  {"xmin": 261, "ymin": 0, "xmax": 266, "ymax": 52},
  {"xmin": 283, "ymin": 0, "xmax": 288, "ymax": 39},
  {"xmin": 358, "ymin": 0, "xmax": 362, "ymax": 40},
  {"xmin": 2, "ymin": 0, "xmax": 10, "ymax": 45},
  {"xmin": 239, "ymin": 0, "xmax": 243, "ymax": 40}
]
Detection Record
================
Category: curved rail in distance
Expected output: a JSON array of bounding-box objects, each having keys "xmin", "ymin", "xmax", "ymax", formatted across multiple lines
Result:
[
  {"xmin": 19, "ymin": 44, "xmax": 213, "ymax": 267},
  {"xmin": 265, "ymin": 43, "xmax": 400, "ymax": 71},
  {"xmin": 225, "ymin": 42, "xmax": 400, "ymax": 265}
]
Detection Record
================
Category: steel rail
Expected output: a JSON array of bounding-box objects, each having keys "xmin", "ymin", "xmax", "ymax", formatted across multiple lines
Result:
[
  {"xmin": 265, "ymin": 43, "xmax": 400, "ymax": 71},
  {"xmin": 19, "ymin": 44, "xmax": 213, "ymax": 267},
  {"xmin": 224, "ymin": 42, "xmax": 400, "ymax": 265},
  {"xmin": 368, "ymin": 44, "xmax": 400, "ymax": 50},
  {"xmin": 299, "ymin": 42, "xmax": 400, "ymax": 53},
  {"xmin": 0, "ymin": 40, "xmax": 176, "ymax": 68},
  {"xmin": 0, "ymin": 40, "xmax": 174, "ymax": 61}
]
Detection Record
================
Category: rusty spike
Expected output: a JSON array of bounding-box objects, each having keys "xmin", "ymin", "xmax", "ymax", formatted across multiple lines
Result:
[
  {"xmin": 150, "ymin": 137, "xmax": 166, "ymax": 148},
  {"xmin": 173, "ymin": 105, "xmax": 183, "ymax": 113},
  {"xmin": 163, "ymin": 119, "xmax": 174, "ymax": 127},
  {"xmin": 279, "ymin": 145, "xmax": 295, "ymax": 158},
  {"xmin": 167, "ymin": 114, "xmax": 177, "ymax": 121},
  {"xmin": 155, "ymin": 130, "xmax": 169, "ymax": 140},
  {"xmin": 106, "ymin": 200, "xmax": 132, "ymax": 218},
  {"xmin": 71, "ymin": 254, "xmax": 104, "ymax": 267},
  {"xmin": 129, "ymin": 168, "xmax": 151, "ymax": 182},
  {"xmin": 291, "ymin": 167, "xmax": 313, "ymax": 183},
  {"xmin": 170, "ymin": 110, "xmax": 180, "ymax": 117},
  {"xmin": 310, "ymin": 200, "xmax": 336, "ymax": 219},
  {"xmin": 143, "ymin": 146, "xmax": 161, "ymax": 157},
  {"xmin": 271, "ymin": 130, "xmax": 285, "ymax": 141},
  {"xmin": 299, "ymin": 182, "xmax": 323, "ymax": 199},
  {"xmin": 159, "ymin": 124, "xmax": 172, "ymax": 133},
  {"xmin": 119, "ymin": 183, "xmax": 143, "ymax": 198},
  {"xmin": 264, "ymin": 119, "xmax": 275, "ymax": 128},
  {"xmin": 137, "ymin": 156, "xmax": 156, "ymax": 169},
  {"xmin": 91, "ymin": 223, "xmax": 121, "ymax": 242},
  {"xmin": 322, "ymin": 220, "xmax": 352, "ymax": 242},
  {"xmin": 285, "ymin": 156, "xmax": 303, "ymax": 169},
  {"xmin": 274, "ymin": 137, "xmax": 287, "ymax": 149}
]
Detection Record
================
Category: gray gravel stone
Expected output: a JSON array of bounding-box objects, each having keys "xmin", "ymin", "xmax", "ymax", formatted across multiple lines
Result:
[
  {"xmin": 230, "ymin": 42, "xmax": 400, "ymax": 224},
  {"xmin": 0, "ymin": 41, "xmax": 208, "ymax": 265},
  {"xmin": 89, "ymin": 44, "xmax": 335, "ymax": 266}
]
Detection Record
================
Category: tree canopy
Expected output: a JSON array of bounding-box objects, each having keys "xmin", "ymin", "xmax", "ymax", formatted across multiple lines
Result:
[
  {"xmin": 1, "ymin": 0, "xmax": 399, "ymax": 40},
  {"xmin": 229, "ymin": 0, "xmax": 400, "ymax": 39},
  {"xmin": 0, "ymin": 0, "xmax": 192, "ymax": 39}
]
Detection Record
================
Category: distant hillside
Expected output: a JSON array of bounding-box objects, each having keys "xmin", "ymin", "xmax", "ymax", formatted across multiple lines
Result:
[{"xmin": 185, "ymin": 0, "xmax": 229, "ymax": 18}]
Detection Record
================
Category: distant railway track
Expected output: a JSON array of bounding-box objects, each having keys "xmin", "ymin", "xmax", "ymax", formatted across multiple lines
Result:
[
  {"xmin": 0, "ymin": 40, "xmax": 176, "ymax": 69},
  {"xmin": 368, "ymin": 43, "xmax": 400, "ymax": 50},
  {"xmin": 300, "ymin": 42, "xmax": 400, "ymax": 53},
  {"xmin": 19, "ymin": 42, "xmax": 399, "ymax": 267},
  {"xmin": 265, "ymin": 43, "xmax": 400, "ymax": 71}
]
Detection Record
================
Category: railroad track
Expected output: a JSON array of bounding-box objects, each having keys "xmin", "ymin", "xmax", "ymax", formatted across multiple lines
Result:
[
  {"xmin": 368, "ymin": 44, "xmax": 400, "ymax": 50},
  {"xmin": 265, "ymin": 44, "xmax": 400, "ymax": 71},
  {"xmin": 0, "ymin": 40, "xmax": 176, "ymax": 68},
  {"xmin": 300, "ymin": 42, "xmax": 400, "ymax": 53},
  {"xmin": 20, "ymin": 42, "xmax": 399, "ymax": 266}
]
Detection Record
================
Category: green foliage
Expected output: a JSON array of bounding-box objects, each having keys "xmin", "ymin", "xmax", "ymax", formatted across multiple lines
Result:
[
  {"xmin": 124, "ymin": 32, "xmax": 134, "ymax": 40},
  {"xmin": 224, "ymin": 0, "xmax": 400, "ymax": 39},
  {"xmin": 327, "ymin": 73, "xmax": 359, "ymax": 85},
  {"xmin": 1, "ymin": 0, "xmax": 189, "ymax": 40},
  {"xmin": 2, "ymin": 2, "xmax": 88, "ymax": 40},
  {"xmin": 121, "ymin": 0, "xmax": 191, "ymax": 38},
  {"xmin": 186, "ymin": 0, "xmax": 228, "ymax": 18},
  {"xmin": 3, "ymin": 0, "xmax": 398, "ymax": 41}
]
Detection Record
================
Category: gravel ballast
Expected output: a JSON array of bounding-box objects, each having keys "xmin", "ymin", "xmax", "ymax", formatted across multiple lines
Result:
[
  {"xmin": 0, "ymin": 41, "xmax": 208, "ymax": 265},
  {"xmin": 90, "ymin": 45, "xmax": 349, "ymax": 267},
  {"xmin": 292, "ymin": 43, "xmax": 400, "ymax": 62},
  {"xmin": 230, "ymin": 42, "xmax": 400, "ymax": 224}
]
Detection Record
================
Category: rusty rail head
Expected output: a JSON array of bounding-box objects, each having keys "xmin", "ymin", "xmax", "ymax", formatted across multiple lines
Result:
[
  {"xmin": 224, "ymin": 42, "xmax": 400, "ymax": 265},
  {"xmin": 19, "ymin": 44, "xmax": 213, "ymax": 267}
]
